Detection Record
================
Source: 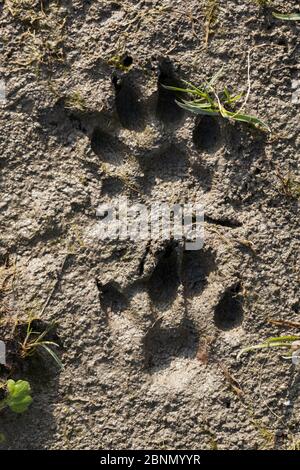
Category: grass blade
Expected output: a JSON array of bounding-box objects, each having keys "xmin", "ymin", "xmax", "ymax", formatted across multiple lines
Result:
[
  {"xmin": 237, "ymin": 342, "xmax": 291, "ymax": 361},
  {"xmin": 272, "ymin": 12, "xmax": 300, "ymax": 21},
  {"xmin": 176, "ymin": 100, "xmax": 219, "ymax": 116},
  {"xmin": 39, "ymin": 344, "xmax": 63, "ymax": 369},
  {"xmin": 266, "ymin": 335, "xmax": 300, "ymax": 343},
  {"xmin": 162, "ymin": 84, "xmax": 203, "ymax": 96}
]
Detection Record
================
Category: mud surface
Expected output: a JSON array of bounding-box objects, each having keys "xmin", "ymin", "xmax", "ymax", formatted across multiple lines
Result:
[{"xmin": 0, "ymin": 0, "xmax": 299, "ymax": 450}]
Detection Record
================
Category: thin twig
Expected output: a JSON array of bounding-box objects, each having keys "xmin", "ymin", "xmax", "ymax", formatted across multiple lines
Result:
[{"xmin": 267, "ymin": 319, "xmax": 300, "ymax": 329}]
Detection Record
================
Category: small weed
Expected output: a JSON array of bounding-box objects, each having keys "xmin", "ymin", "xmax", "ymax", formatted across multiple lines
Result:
[
  {"xmin": 251, "ymin": 417, "xmax": 275, "ymax": 449},
  {"xmin": 0, "ymin": 379, "xmax": 32, "ymax": 414},
  {"xmin": 164, "ymin": 67, "xmax": 270, "ymax": 131},
  {"xmin": 19, "ymin": 318, "xmax": 62, "ymax": 369},
  {"xmin": 238, "ymin": 335, "xmax": 300, "ymax": 364},
  {"xmin": 15, "ymin": 26, "xmax": 65, "ymax": 69}
]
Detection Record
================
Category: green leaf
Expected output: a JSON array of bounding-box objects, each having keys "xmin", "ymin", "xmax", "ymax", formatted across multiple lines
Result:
[
  {"xmin": 182, "ymin": 80, "xmax": 207, "ymax": 95},
  {"xmin": 9, "ymin": 396, "xmax": 33, "ymax": 414},
  {"xmin": 272, "ymin": 12, "xmax": 300, "ymax": 21},
  {"xmin": 166, "ymin": 71, "xmax": 270, "ymax": 132},
  {"xmin": 6, "ymin": 379, "xmax": 16, "ymax": 395},
  {"xmin": 176, "ymin": 100, "xmax": 219, "ymax": 116},
  {"xmin": 226, "ymin": 111, "xmax": 271, "ymax": 132},
  {"xmin": 8, "ymin": 379, "xmax": 30, "ymax": 400},
  {"xmin": 5, "ymin": 380, "xmax": 33, "ymax": 414}
]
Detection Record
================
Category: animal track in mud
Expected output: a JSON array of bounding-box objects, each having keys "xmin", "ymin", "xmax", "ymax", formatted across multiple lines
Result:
[
  {"xmin": 193, "ymin": 115, "xmax": 222, "ymax": 153},
  {"xmin": 143, "ymin": 319, "xmax": 199, "ymax": 371},
  {"xmin": 40, "ymin": 60, "xmax": 245, "ymax": 370},
  {"xmin": 97, "ymin": 281, "xmax": 129, "ymax": 316},
  {"xmin": 156, "ymin": 58, "xmax": 185, "ymax": 126},
  {"xmin": 147, "ymin": 242, "xmax": 180, "ymax": 311},
  {"xmin": 97, "ymin": 238, "xmax": 244, "ymax": 373},
  {"xmin": 139, "ymin": 144, "xmax": 188, "ymax": 182},
  {"xmin": 143, "ymin": 244, "xmax": 217, "ymax": 371},
  {"xmin": 40, "ymin": 58, "xmax": 224, "ymax": 192},
  {"xmin": 182, "ymin": 247, "xmax": 216, "ymax": 297},
  {"xmin": 214, "ymin": 283, "xmax": 243, "ymax": 330},
  {"xmin": 112, "ymin": 74, "xmax": 146, "ymax": 132},
  {"xmin": 97, "ymin": 241, "xmax": 222, "ymax": 370},
  {"xmin": 90, "ymin": 128, "xmax": 129, "ymax": 165}
]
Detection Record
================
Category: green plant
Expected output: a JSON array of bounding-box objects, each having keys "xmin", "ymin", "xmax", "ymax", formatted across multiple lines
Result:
[
  {"xmin": 238, "ymin": 335, "xmax": 300, "ymax": 363},
  {"xmin": 19, "ymin": 318, "xmax": 62, "ymax": 369},
  {"xmin": 273, "ymin": 12, "xmax": 300, "ymax": 21},
  {"xmin": 0, "ymin": 380, "xmax": 32, "ymax": 414},
  {"xmin": 163, "ymin": 68, "xmax": 270, "ymax": 131}
]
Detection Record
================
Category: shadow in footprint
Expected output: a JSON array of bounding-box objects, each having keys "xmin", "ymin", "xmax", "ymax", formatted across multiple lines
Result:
[
  {"xmin": 91, "ymin": 128, "xmax": 128, "ymax": 164},
  {"xmin": 148, "ymin": 243, "xmax": 180, "ymax": 311},
  {"xmin": 182, "ymin": 248, "xmax": 216, "ymax": 297},
  {"xmin": 97, "ymin": 281, "xmax": 128, "ymax": 315},
  {"xmin": 214, "ymin": 283, "xmax": 243, "ymax": 330},
  {"xmin": 112, "ymin": 73, "xmax": 145, "ymax": 131},
  {"xmin": 144, "ymin": 318, "xmax": 199, "ymax": 371},
  {"xmin": 101, "ymin": 175, "xmax": 124, "ymax": 196},
  {"xmin": 193, "ymin": 115, "xmax": 222, "ymax": 153},
  {"xmin": 156, "ymin": 58, "xmax": 185, "ymax": 127}
]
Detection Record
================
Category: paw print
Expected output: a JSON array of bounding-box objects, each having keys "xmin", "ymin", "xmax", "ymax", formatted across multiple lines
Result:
[
  {"xmin": 42, "ymin": 58, "xmax": 244, "ymax": 389},
  {"xmin": 95, "ymin": 236, "xmax": 244, "ymax": 391}
]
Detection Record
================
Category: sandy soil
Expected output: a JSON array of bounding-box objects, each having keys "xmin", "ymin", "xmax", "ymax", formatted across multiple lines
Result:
[{"xmin": 0, "ymin": 0, "xmax": 299, "ymax": 450}]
